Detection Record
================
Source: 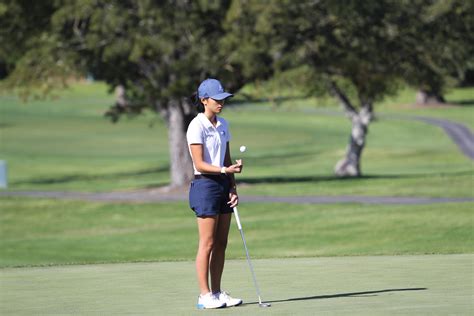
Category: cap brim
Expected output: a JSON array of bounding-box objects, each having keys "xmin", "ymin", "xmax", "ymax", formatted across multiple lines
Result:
[{"xmin": 210, "ymin": 92, "xmax": 233, "ymax": 100}]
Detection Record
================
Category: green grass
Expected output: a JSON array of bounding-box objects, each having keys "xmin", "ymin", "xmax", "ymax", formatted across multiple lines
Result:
[
  {"xmin": 229, "ymin": 110, "xmax": 473, "ymax": 197},
  {"xmin": 1, "ymin": 255, "xmax": 472, "ymax": 315},
  {"xmin": 1, "ymin": 81, "xmax": 472, "ymax": 196},
  {"xmin": 1, "ymin": 197, "xmax": 472, "ymax": 267},
  {"xmin": 1, "ymin": 82, "xmax": 472, "ymax": 315},
  {"xmin": 380, "ymin": 86, "xmax": 474, "ymax": 130},
  {"xmin": 0, "ymin": 81, "xmax": 473, "ymax": 266},
  {"xmin": 240, "ymin": 84, "xmax": 474, "ymax": 128},
  {"xmin": 1, "ymin": 82, "xmax": 172, "ymax": 191}
]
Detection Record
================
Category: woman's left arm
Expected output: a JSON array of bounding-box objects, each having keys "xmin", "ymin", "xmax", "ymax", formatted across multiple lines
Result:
[{"xmin": 224, "ymin": 142, "xmax": 240, "ymax": 207}]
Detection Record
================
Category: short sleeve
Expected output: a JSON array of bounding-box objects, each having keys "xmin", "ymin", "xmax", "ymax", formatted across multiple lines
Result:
[{"xmin": 186, "ymin": 119, "xmax": 203, "ymax": 145}]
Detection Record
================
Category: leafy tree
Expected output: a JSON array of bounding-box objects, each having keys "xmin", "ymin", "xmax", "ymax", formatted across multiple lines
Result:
[
  {"xmin": 224, "ymin": 0, "xmax": 399, "ymax": 176},
  {"xmin": 222, "ymin": 0, "xmax": 473, "ymax": 176},
  {"xmin": 0, "ymin": 0, "xmax": 57, "ymax": 81},
  {"xmin": 401, "ymin": 0, "xmax": 474, "ymax": 104},
  {"xmin": 2, "ymin": 0, "xmax": 244, "ymax": 187},
  {"xmin": 4, "ymin": 0, "xmax": 471, "ymax": 184}
]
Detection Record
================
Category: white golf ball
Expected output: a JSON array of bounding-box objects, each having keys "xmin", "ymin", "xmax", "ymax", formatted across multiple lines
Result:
[{"xmin": 239, "ymin": 145, "xmax": 247, "ymax": 153}]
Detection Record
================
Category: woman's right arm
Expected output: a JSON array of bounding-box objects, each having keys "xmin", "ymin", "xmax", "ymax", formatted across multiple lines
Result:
[{"xmin": 190, "ymin": 144, "xmax": 242, "ymax": 174}]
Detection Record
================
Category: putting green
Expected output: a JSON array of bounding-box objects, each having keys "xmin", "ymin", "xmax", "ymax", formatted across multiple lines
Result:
[{"xmin": 1, "ymin": 254, "xmax": 472, "ymax": 315}]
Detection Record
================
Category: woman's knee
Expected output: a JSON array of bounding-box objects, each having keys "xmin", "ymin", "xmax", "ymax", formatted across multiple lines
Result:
[{"xmin": 199, "ymin": 238, "xmax": 215, "ymax": 253}]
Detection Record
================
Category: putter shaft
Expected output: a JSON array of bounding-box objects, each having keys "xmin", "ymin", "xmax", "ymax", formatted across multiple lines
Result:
[{"xmin": 233, "ymin": 207, "xmax": 269, "ymax": 307}]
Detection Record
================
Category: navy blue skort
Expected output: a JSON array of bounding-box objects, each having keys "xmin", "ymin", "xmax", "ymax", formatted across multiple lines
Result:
[{"xmin": 189, "ymin": 175, "xmax": 233, "ymax": 217}]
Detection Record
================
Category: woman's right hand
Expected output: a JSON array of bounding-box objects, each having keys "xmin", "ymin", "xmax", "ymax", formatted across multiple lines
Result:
[{"xmin": 225, "ymin": 159, "xmax": 243, "ymax": 174}]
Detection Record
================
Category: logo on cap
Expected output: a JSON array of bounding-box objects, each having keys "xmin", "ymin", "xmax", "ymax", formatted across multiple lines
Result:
[{"xmin": 198, "ymin": 78, "xmax": 233, "ymax": 100}]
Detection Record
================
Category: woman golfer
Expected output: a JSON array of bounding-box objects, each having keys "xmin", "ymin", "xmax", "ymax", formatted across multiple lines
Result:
[{"xmin": 187, "ymin": 78, "xmax": 243, "ymax": 309}]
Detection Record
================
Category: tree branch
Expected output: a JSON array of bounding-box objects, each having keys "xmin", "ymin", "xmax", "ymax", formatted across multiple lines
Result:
[{"xmin": 328, "ymin": 80, "xmax": 358, "ymax": 117}]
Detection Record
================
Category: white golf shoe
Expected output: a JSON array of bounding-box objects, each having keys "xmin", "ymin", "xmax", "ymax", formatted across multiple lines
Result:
[
  {"xmin": 214, "ymin": 291, "xmax": 243, "ymax": 307},
  {"xmin": 197, "ymin": 292, "xmax": 226, "ymax": 309}
]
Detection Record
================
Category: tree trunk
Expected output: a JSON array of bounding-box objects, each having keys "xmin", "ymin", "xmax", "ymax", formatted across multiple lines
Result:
[
  {"xmin": 162, "ymin": 99, "xmax": 195, "ymax": 188},
  {"xmin": 416, "ymin": 89, "xmax": 445, "ymax": 105},
  {"xmin": 334, "ymin": 108, "xmax": 371, "ymax": 177},
  {"xmin": 115, "ymin": 85, "xmax": 128, "ymax": 108},
  {"xmin": 329, "ymin": 81, "xmax": 372, "ymax": 177}
]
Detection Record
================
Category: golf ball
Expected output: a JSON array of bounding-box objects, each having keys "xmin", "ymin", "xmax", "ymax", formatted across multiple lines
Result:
[{"xmin": 239, "ymin": 145, "xmax": 247, "ymax": 153}]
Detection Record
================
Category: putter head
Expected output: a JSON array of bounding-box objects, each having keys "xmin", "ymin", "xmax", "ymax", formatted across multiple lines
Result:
[{"xmin": 259, "ymin": 303, "xmax": 271, "ymax": 308}]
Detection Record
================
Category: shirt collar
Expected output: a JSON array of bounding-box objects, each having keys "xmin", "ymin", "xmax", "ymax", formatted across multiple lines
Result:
[{"xmin": 197, "ymin": 113, "xmax": 222, "ymax": 129}]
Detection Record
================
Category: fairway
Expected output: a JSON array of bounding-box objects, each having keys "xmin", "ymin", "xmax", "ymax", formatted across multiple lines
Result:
[{"xmin": 1, "ymin": 254, "xmax": 471, "ymax": 315}]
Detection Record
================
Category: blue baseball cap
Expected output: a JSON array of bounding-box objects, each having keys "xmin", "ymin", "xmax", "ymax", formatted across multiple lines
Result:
[{"xmin": 198, "ymin": 78, "xmax": 233, "ymax": 100}]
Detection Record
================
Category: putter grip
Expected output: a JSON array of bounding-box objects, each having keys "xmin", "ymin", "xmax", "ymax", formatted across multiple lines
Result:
[{"xmin": 233, "ymin": 207, "xmax": 243, "ymax": 230}]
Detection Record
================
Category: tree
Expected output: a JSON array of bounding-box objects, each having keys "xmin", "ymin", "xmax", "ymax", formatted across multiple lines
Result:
[
  {"xmin": 223, "ymin": 0, "xmax": 408, "ymax": 176},
  {"xmin": 2, "ymin": 0, "xmax": 244, "ymax": 188},
  {"xmin": 0, "ymin": 0, "xmax": 59, "ymax": 85},
  {"xmin": 400, "ymin": 0, "xmax": 474, "ymax": 105},
  {"xmin": 222, "ymin": 0, "xmax": 473, "ymax": 176},
  {"xmin": 5, "ymin": 0, "xmax": 471, "ymax": 184}
]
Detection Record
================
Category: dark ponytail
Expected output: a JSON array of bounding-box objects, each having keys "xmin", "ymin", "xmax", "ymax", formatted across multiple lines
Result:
[{"xmin": 190, "ymin": 91, "xmax": 205, "ymax": 113}]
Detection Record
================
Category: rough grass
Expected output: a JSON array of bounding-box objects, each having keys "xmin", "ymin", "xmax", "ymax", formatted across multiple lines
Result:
[{"xmin": 0, "ymin": 197, "xmax": 472, "ymax": 267}]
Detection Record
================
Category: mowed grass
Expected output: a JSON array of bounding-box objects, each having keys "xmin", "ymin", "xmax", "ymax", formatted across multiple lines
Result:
[
  {"xmin": 2, "ymin": 255, "xmax": 472, "ymax": 315},
  {"xmin": 1, "ymin": 82, "xmax": 172, "ymax": 191},
  {"xmin": 0, "ymin": 197, "xmax": 472, "ymax": 267},
  {"xmin": 1, "ymin": 82, "xmax": 473, "ymax": 196},
  {"xmin": 227, "ymin": 110, "xmax": 473, "ymax": 197},
  {"xmin": 380, "ymin": 86, "xmax": 474, "ymax": 129},
  {"xmin": 0, "ymin": 83, "xmax": 473, "ymax": 316},
  {"xmin": 1, "ymin": 82, "xmax": 472, "ymax": 265}
]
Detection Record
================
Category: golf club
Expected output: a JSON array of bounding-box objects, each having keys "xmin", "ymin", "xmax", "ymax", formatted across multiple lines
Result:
[{"xmin": 233, "ymin": 206, "xmax": 271, "ymax": 308}]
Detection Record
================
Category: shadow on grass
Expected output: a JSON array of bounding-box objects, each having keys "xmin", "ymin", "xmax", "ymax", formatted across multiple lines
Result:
[
  {"xmin": 238, "ymin": 170, "xmax": 472, "ymax": 185},
  {"xmin": 13, "ymin": 169, "xmax": 472, "ymax": 188},
  {"xmin": 12, "ymin": 166, "xmax": 169, "ymax": 185},
  {"xmin": 450, "ymin": 100, "xmax": 474, "ymax": 106},
  {"xmin": 243, "ymin": 287, "xmax": 427, "ymax": 306}
]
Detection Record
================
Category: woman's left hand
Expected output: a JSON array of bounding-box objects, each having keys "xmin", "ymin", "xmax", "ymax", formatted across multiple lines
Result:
[{"xmin": 228, "ymin": 189, "xmax": 239, "ymax": 208}]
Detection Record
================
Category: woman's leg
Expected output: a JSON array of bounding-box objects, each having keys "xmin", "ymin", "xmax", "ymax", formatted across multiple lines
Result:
[
  {"xmin": 196, "ymin": 216, "xmax": 218, "ymax": 294},
  {"xmin": 210, "ymin": 213, "xmax": 232, "ymax": 293}
]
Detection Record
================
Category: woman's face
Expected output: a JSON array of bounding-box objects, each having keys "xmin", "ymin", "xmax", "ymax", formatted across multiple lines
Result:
[{"xmin": 202, "ymin": 98, "xmax": 225, "ymax": 114}]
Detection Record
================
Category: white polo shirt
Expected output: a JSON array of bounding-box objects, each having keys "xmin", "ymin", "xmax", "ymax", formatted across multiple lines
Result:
[{"xmin": 186, "ymin": 113, "xmax": 231, "ymax": 175}]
